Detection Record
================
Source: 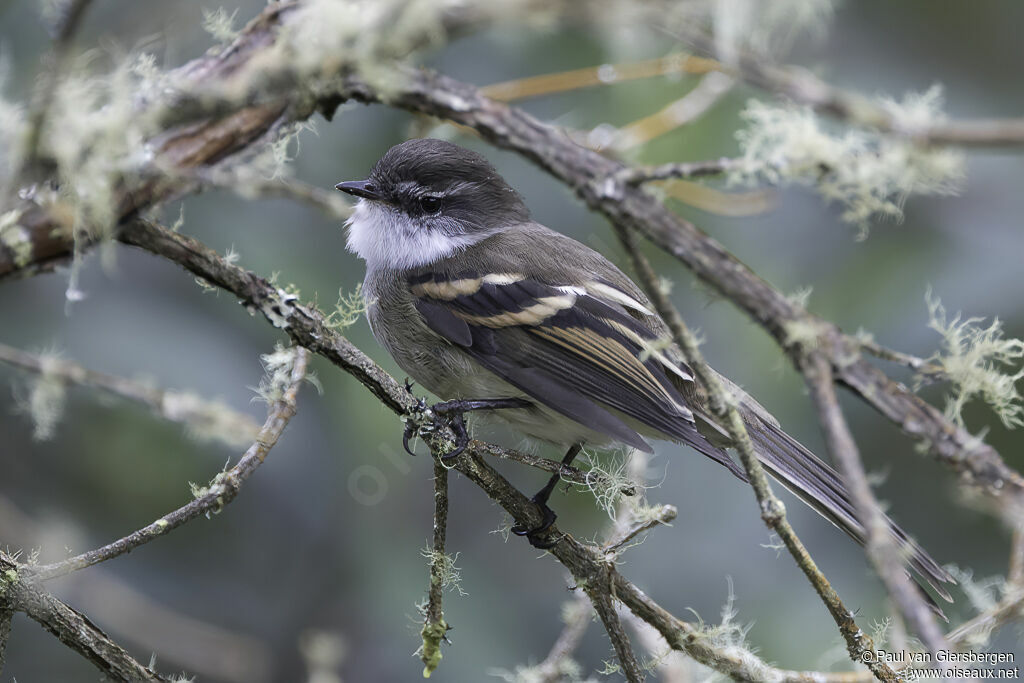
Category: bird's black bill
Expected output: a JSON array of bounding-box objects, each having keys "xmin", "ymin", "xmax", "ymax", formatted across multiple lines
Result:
[{"xmin": 335, "ymin": 180, "xmax": 384, "ymax": 200}]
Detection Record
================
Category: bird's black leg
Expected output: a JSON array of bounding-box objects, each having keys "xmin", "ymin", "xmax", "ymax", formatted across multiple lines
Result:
[
  {"xmin": 429, "ymin": 398, "xmax": 533, "ymax": 461},
  {"xmin": 402, "ymin": 393, "xmax": 429, "ymax": 456},
  {"xmin": 512, "ymin": 443, "xmax": 583, "ymax": 548}
]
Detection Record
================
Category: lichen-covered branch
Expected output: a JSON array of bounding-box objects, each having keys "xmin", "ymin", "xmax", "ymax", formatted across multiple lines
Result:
[
  {"xmin": 0, "ymin": 551, "xmax": 169, "ymax": 681},
  {"xmin": 0, "ymin": 342, "xmax": 261, "ymax": 448},
  {"xmin": 586, "ymin": 580, "xmax": 644, "ymax": 683},
  {"xmin": 946, "ymin": 531, "xmax": 1024, "ymax": 647},
  {"xmin": 0, "ymin": 606, "xmax": 11, "ymax": 674},
  {"xmin": 419, "ymin": 460, "xmax": 450, "ymax": 678},
  {"xmin": 29, "ymin": 345, "xmax": 309, "ymax": 581},
  {"xmin": 801, "ymin": 353, "xmax": 950, "ymax": 661},
  {"xmin": 614, "ymin": 158, "xmax": 736, "ymax": 184},
  {"xmin": 527, "ymin": 594, "xmax": 592, "ymax": 682}
]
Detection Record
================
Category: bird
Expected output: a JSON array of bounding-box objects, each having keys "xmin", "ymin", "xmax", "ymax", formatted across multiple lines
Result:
[{"xmin": 335, "ymin": 137, "xmax": 954, "ymax": 604}]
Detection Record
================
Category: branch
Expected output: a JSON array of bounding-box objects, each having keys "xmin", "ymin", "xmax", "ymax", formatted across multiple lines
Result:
[
  {"xmin": 479, "ymin": 52, "xmax": 721, "ymax": 102},
  {"xmin": 801, "ymin": 353, "xmax": 951, "ymax": 660},
  {"xmin": 614, "ymin": 158, "xmax": 737, "ymax": 184},
  {"xmin": 0, "ymin": 552, "xmax": 169, "ymax": 682},
  {"xmin": 946, "ymin": 531, "xmax": 1024, "ymax": 647},
  {"xmin": 530, "ymin": 594, "xmax": 592, "ymax": 682},
  {"xmin": 585, "ymin": 579, "xmax": 644, "ymax": 683},
  {"xmin": 114, "ymin": 217, "xmax": 870, "ymax": 682},
  {"xmin": 188, "ymin": 168, "xmax": 353, "ymax": 220},
  {"xmin": 0, "ymin": 606, "xmax": 11, "ymax": 674},
  {"xmin": 612, "ymin": 224, "xmax": 895, "ymax": 680},
  {"xmin": 603, "ymin": 504, "xmax": 677, "ymax": 556},
  {"xmin": 419, "ymin": 460, "xmax": 450, "ymax": 677},
  {"xmin": 0, "ymin": 342, "xmax": 262, "ymax": 448},
  {"xmin": 672, "ymin": 32, "xmax": 1024, "ymax": 148},
  {"xmin": 610, "ymin": 71, "xmax": 734, "ymax": 151},
  {"xmin": 29, "ymin": 345, "xmax": 309, "ymax": 581}
]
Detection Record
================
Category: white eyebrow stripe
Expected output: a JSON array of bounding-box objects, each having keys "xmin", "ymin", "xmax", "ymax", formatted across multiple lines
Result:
[{"xmin": 585, "ymin": 282, "xmax": 655, "ymax": 316}]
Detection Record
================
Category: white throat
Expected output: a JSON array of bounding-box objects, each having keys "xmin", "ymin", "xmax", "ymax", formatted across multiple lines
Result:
[{"xmin": 345, "ymin": 199, "xmax": 481, "ymax": 270}]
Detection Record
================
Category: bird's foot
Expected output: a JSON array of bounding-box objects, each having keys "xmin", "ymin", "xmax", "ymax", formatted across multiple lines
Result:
[
  {"xmin": 428, "ymin": 398, "xmax": 532, "ymax": 461},
  {"xmin": 511, "ymin": 498, "xmax": 559, "ymax": 549},
  {"xmin": 402, "ymin": 392, "xmax": 430, "ymax": 456}
]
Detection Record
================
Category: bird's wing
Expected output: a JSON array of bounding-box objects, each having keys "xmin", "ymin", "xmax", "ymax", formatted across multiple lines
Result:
[{"xmin": 408, "ymin": 270, "xmax": 746, "ymax": 478}]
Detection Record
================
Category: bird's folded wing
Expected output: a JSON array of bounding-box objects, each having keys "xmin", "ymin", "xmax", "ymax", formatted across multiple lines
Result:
[{"xmin": 409, "ymin": 271, "xmax": 746, "ymax": 478}]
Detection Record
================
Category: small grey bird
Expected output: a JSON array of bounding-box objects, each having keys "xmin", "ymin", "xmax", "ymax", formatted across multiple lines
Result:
[{"xmin": 337, "ymin": 138, "xmax": 953, "ymax": 602}]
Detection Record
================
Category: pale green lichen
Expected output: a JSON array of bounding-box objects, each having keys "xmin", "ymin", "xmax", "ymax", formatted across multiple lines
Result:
[
  {"xmin": 577, "ymin": 449, "xmax": 642, "ymax": 521},
  {"xmin": 160, "ymin": 390, "xmax": 260, "ymax": 448},
  {"xmin": 731, "ymin": 89, "xmax": 964, "ymax": 238},
  {"xmin": 421, "ymin": 548, "xmax": 466, "ymax": 596},
  {"xmin": 923, "ymin": 290, "xmax": 1024, "ymax": 429},
  {"xmin": 252, "ymin": 344, "xmax": 298, "ymax": 403},
  {"xmin": 712, "ymin": 0, "xmax": 837, "ymax": 62},
  {"xmin": 18, "ymin": 352, "xmax": 67, "ymax": 441},
  {"xmin": 785, "ymin": 285, "xmax": 814, "ymax": 309},
  {"xmin": 418, "ymin": 617, "xmax": 449, "ymax": 678},
  {"xmin": 201, "ymin": 7, "xmax": 240, "ymax": 45},
  {"xmin": 681, "ymin": 580, "xmax": 773, "ymax": 682},
  {"xmin": 0, "ymin": 210, "xmax": 31, "ymax": 267},
  {"xmin": 943, "ymin": 565, "xmax": 1008, "ymax": 648},
  {"xmin": 780, "ymin": 317, "xmax": 827, "ymax": 351},
  {"xmin": 326, "ymin": 284, "xmax": 369, "ymax": 331}
]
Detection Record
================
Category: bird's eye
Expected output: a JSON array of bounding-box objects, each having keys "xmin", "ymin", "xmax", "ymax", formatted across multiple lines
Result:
[{"xmin": 419, "ymin": 195, "xmax": 442, "ymax": 213}]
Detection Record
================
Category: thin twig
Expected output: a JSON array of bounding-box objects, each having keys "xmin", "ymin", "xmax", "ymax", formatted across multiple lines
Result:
[
  {"xmin": 801, "ymin": 353, "xmax": 951, "ymax": 660},
  {"xmin": 29, "ymin": 346, "xmax": 309, "ymax": 581},
  {"xmin": 615, "ymin": 158, "xmax": 736, "ymax": 185},
  {"xmin": 530, "ymin": 594, "xmax": 592, "ymax": 682},
  {"xmin": 190, "ymin": 168, "xmax": 352, "ymax": 220},
  {"xmin": 946, "ymin": 588, "xmax": 1024, "ymax": 648},
  {"xmin": 612, "ymin": 225, "xmax": 896, "ymax": 681},
  {"xmin": 1009, "ymin": 528, "xmax": 1024, "ymax": 588},
  {"xmin": 611, "ymin": 71, "xmax": 734, "ymax": 151},
  {"xmin": 0, "ymin": 606, "xmax": 11, "ymax": 674},
  {"xmin": 586, "ymin": 582, "xmax": 644, "ymax": 683},
  {"xmin": 480, "ymin": 52, "xmax": 720, "ymax": 102},
  {"xmin": 471, "ymin": 440, "xmax": 636, "ymax": 497},
  {"xmin": 858, "ymin": 338, "xmax": 945, "ymax": 379},
  {"xmin": 946, "ymin": 530, "xmax": 1024, "ymax": 647},
  {"xmin": 420, "ymin": 459, "xmax": 450, "ymax": 677},
  {"xmin": 0, "ymin": 342, "xmax": 261, "ymax": 448},
  {"xmin": 1, "ymin": 552, "xmax": 169, "ymax": 682},
  {"xmin": 603, "ymin": 505, "xmax": 677, "ymax": 556}
]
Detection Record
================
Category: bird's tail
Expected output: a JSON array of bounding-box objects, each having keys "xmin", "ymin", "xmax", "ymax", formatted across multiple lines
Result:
[{"xmin": 744, "ymin": 417, "xmax": 955, "ymax": 606}]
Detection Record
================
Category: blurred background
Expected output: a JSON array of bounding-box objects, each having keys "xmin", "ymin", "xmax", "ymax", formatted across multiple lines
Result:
[{"xmin": 1, "ymin": 1, "xmax": 1022, "ymax": 680}]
